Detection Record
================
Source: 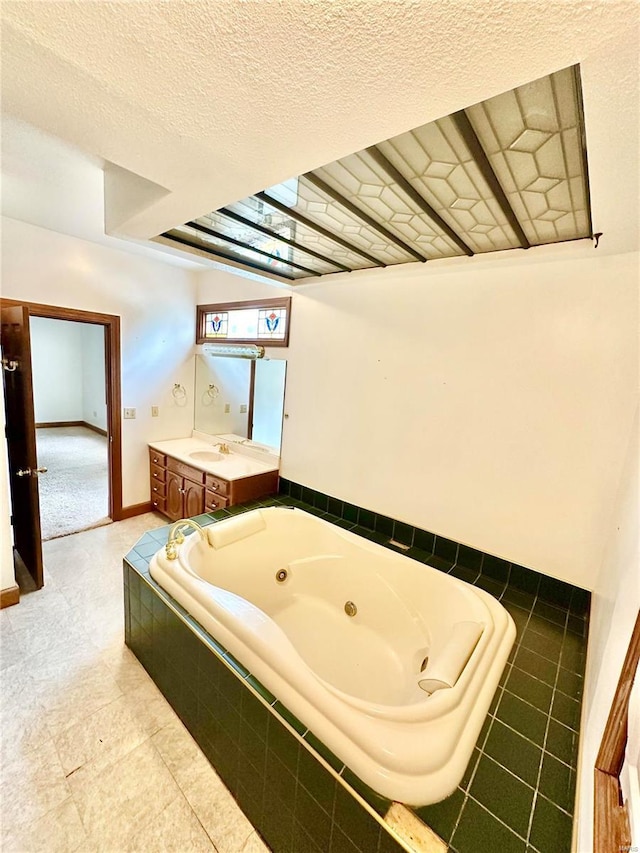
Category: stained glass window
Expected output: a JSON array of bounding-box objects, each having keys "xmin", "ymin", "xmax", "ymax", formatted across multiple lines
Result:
[
  {"xmin": 204, "ymin": 311, "xmax": 228, "ymax": 338},
  {"xmin": 257, "ymin": 307, "xmax": 287, "ymax": 340},
  {"xmin": 197, "ymin": 298, "xmax": 290, "ymax": 347}
]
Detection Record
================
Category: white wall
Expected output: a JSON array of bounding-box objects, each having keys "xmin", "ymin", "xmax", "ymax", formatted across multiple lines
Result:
[
  {"xmin": 30, "ymin": 317, "xmax": 107, "ymax": 430},
  {"xmin": 30, "ymin": 316, "xmax": 84, "ymax": 423},
  {"xmin": 81, "ymin": 323, "xmax": 107, "ymax": 431},
  {"xmin": 575, "ymin": 403, "xmax": 639, "ymax": 852},
  {"xmin": 1, "ymin": 217, "xmax": 197, "ymax": 508},
  {"xmin": 198, "ymin": 246, "xmax": 638, "ymax": 590}
]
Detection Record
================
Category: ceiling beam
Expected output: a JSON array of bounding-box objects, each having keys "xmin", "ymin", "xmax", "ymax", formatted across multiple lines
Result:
[
  {"xmin": 218, "ymin": 207, "xmax": 351, "ymax": 273},
  {"xmin": 161, "ymin": 231, "xmax": 298, "ymax": 281},
  {"xmin": 186, "ymin": 220, "xmax": 322, "ymax": 276},
  {"xmin": 255, "ymin": 191, "xmax": 386, "ymax": 268},
  {"xmin": 303, "ymin": 172, "xmax": 427, "ymax": 262},
  {"xmin": 450, "ymin": 110, "xmax": 531, "ymax": 249},
  {"xmin": 366, "ymin": 146, "xmax": 475, "ymax": 257}
]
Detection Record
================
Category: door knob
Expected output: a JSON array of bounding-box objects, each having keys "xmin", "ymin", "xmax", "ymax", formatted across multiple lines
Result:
[{"xmin": 16, "ymin": 467, "xmax": 48, "ymax": 477}]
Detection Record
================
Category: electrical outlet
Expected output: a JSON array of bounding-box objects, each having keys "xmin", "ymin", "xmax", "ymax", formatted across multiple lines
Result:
[
  {"xmin": 123, "ymin": 407, "xmax": 136, "ymax": 419},
  {"xmin": 239, "ymin": 404, "xmax": 247, "ymax": 413},
  {"xmin": 151, "ymin": 406, "xmax": 159, "ymax": 417},
  {"xmin": 224, "ymin": 403, "xmax": 231, "ymax": 414}
]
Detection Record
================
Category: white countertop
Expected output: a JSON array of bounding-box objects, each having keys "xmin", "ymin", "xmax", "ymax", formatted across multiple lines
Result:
[{"xmin": 149, "ymin": 436, "xmax": 279, "ymax": 481}]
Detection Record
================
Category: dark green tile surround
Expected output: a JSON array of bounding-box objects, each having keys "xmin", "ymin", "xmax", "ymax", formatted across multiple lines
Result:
[{"xmin": 124, "ymin": 479, "xmax": 590, "ymax": 853}]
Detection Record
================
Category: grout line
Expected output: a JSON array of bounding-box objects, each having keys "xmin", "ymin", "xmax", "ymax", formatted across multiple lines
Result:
[
  {"xmin": 524, "ymin": 603, "xmax": 568, "ymax": 845},
  {"xmin": 449, "ymin": 587, "xmax": 537, "ymax": 844}
]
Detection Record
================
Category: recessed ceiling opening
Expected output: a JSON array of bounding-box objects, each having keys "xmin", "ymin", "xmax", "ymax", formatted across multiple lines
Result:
[{"xmin": 158, "ymin": 65, "xmax": 592, "ymax": 282}]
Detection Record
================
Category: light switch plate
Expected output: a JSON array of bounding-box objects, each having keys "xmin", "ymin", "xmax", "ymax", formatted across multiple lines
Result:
[{"xmin": 123, "ymin": 408, "xmax": 136, "ymax": 419}]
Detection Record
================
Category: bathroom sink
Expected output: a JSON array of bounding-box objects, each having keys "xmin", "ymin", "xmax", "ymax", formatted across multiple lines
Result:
[{"xmin": 188, "ymin": 450, "xmax": 225, "ymax": 463}]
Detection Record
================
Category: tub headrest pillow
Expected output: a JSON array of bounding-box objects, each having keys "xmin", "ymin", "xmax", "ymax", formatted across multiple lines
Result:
[
  {"xmin": 418, "ymin": 621, "xmax": 484, "ymax": 695},
  {"xmin": 206, "ymin": 511, "xmax": 266, "ymax": 549}
]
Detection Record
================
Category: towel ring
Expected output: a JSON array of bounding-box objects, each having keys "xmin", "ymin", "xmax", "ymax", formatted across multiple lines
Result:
[
  {"xmin": 172, "ymin": 383, "xmax": 186, "ymax": 400},
  {"xmin": 206, "ymin": 383, "xmax": 219, "ymax": 400}
]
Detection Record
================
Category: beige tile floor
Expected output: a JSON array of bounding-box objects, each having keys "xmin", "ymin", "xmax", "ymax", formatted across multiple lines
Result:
[{"xmin": 0, "ymin": 514, "xmax": 270, "ymax": 853}]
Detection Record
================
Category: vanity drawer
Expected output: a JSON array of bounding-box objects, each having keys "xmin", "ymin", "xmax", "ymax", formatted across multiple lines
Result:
[
  {"xmin": 150, "ymin": 480, "xmax": 166, "ymax": 499},
  {"xmin": 205, "ymin": 490, "xmax": 228, "ymax": 511},
  {"xmin": 206, "ymin": 473, "xmax": 230, "ymax": 496},
  {"xmin": 167, "ymin": 457, "xmax": 206, "ymax": 485},
  {"xmin": 149, "ymin": 450, "xmax": 166, "ymax": 467},
  {"xmin": 150, "ymin": 464, "xmax": 166, "ymax": 483},
  {"xmin": 151, "ymin": 496, "xmax": 166, "ymax": 514}
]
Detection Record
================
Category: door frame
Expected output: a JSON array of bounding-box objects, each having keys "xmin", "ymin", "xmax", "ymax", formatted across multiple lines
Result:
[
  {"xmin": 594, "ymin": 609, "xmax": 640, "ymax": 851},
  {"xmin": 0, "ymin": 298, "xmax": 123, "ymax": 521}
]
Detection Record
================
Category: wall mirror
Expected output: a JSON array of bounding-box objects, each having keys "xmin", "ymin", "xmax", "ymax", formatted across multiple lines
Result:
[{"xmin": 194, "ymin": 354, "xmax": 287, "ymax": 453}]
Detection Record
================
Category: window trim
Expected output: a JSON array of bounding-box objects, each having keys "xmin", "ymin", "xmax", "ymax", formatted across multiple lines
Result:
[{"xmin": 196, "ymin": 297, "xmax": 291, "ymax": 347}]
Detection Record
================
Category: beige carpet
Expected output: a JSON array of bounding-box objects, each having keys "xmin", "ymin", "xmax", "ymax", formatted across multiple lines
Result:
[{"xmin": 36, "ymin": 426, "xmax": 111, "ymax": 540}]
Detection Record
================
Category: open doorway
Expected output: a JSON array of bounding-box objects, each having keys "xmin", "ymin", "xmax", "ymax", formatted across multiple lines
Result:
[
  {"xmin": 30, "ymin": 317, "xmax": 110, "ymax": 539},
  {"xmin": 1, "ymin": 298, "xmax": 122, "ymax": 593}
]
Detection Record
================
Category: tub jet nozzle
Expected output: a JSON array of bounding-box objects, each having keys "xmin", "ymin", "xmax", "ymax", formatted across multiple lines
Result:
[{"xmin": 344, "ymin": 601, "xmax": 357, "ymax": 617}]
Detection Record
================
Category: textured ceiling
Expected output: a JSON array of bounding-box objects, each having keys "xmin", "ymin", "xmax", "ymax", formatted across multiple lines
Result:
[{"xmin": 1, "ymin": 1, "xmax": 637, "ymax": 271}]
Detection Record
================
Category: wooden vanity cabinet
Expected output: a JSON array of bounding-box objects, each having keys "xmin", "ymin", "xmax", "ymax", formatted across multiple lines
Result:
[
  {"xmin": 149, "ymin": 447, "xmax": 278, "ymax": 520},
  {"xmin": 164, "ymin": 457, "xmax": 206, "ymax": 522},
  {"xmin": 149, "ymin": 451, "xmax": 167, "ymax": 515}
]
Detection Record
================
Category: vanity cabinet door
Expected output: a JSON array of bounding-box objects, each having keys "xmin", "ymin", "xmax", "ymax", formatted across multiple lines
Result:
[
  {"xmin": 166, "ymin": 471, "xmax": 184, "ymax": 521},
  {"xmin": 184, "ymin": 479, "xmax": 205, "ymax": 518}
]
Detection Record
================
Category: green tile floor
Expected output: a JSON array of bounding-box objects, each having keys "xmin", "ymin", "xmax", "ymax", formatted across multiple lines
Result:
[{"xmin": 127, "ymin": 491, "xmax": 588, "ymax": 853}]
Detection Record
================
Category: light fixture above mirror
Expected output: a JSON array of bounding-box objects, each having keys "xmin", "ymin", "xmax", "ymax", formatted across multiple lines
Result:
[{"xmin": 201, "ymin": 343, "xmax": 265, "ymax": 360}]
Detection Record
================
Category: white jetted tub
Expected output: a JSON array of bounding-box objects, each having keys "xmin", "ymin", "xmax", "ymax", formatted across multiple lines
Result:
[{"xmin": 149, "ymin": 507, "xmax": 515, "ymax": 806}]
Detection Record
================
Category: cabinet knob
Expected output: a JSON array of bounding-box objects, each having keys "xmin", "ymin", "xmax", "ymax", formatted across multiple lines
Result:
[
  {"xmin": 152, "ymin": 501, "xmax": 158, "ymax": 507},
  {"xmin": 153, "ymin": 473, "xmax": 158, "ymax": 478},
  {"xmin": 211, "ymin": 484, "xmax": 218, "ymax": 491},
  {"xmin": 179, "ymin": 488, "xmax": 186, "ymax": 495},
  {"xmin": 153, "ymin": 457, "xmax": 158, "ymax": 463}
]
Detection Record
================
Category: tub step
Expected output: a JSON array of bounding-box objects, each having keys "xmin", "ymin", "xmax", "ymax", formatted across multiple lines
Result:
[{"xmin": 384, "ymin": 802, "xmax": 447, "ymax": 853}]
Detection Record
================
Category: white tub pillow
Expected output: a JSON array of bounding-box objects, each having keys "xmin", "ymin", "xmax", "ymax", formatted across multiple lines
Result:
[{"xmin": 206, "ymin": 510, "xmax": 266, "ymax": 549}]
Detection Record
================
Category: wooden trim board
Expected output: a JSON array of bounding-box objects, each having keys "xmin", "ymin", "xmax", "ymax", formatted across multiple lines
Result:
[
  {"xmin": 0, "ymin": 585, "xmax": 20, "ymax": 609},
  {"xmin": 593, "ymin": 609, "xmax": 640, "ymax": 852},
  {"xmin": 120, "ymin": 501, "xmax": 153, "ymax": 520},
  {"xmin": 36, "ymin": 420, "xmax": 108, "ymax": 437}
]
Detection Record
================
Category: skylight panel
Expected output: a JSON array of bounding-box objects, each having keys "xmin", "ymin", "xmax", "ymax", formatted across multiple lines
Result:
[
  {"xmin": 464, "ymin": 66, "xmax": 591, "ymax": 245},
  {"xmin": 159, "ymin": 65, "xmax": 592, "ymax": 282}
]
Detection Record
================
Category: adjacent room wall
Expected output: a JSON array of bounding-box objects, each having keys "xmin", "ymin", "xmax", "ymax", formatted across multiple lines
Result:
[
  {"xmin": 1, "ymin": 216, "xmax": 197, "ymax": 508},
  {"xmin": 30, "ymin": 317, "xmax": 107, "ymax": 430},
  {"xmin": 81, "ymin": 323, "xmax": 107, "ymax": 431},
  {"xmin": 30, "ymin": 316, "xmax": 84, "ymax": 423},
  {"xmin": 197, "ymin": 245, "xmax": 639, "ymax": 591}
]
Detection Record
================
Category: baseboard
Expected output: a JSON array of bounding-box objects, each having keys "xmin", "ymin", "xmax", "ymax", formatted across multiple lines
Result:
[
  {"xmin": 36, "ymin": 420, "xmax": 84, "ymax": 429},
  {"xmin": 119, "ymin": 501, "xmax": 153, "ymax": 520},
  {"xmin": 0, "ymin": 585, "xmax": 20, "ymax": 609},
  {"xmin": 36, "ymin": 420, "xmax": 108, "ymax": 436},
  {"xmin": 81, "ymin": 421, "xmax": 108, "ymax": 437}
]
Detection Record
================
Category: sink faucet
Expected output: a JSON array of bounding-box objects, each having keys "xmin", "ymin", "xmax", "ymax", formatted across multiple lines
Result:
[
  {"xmin": 216, "ymin": 443, "xmax": 231, "ymax": 454},
  {"xmin": 165, "ymin": 518, "xmax": 211, "ymax": 560}
]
